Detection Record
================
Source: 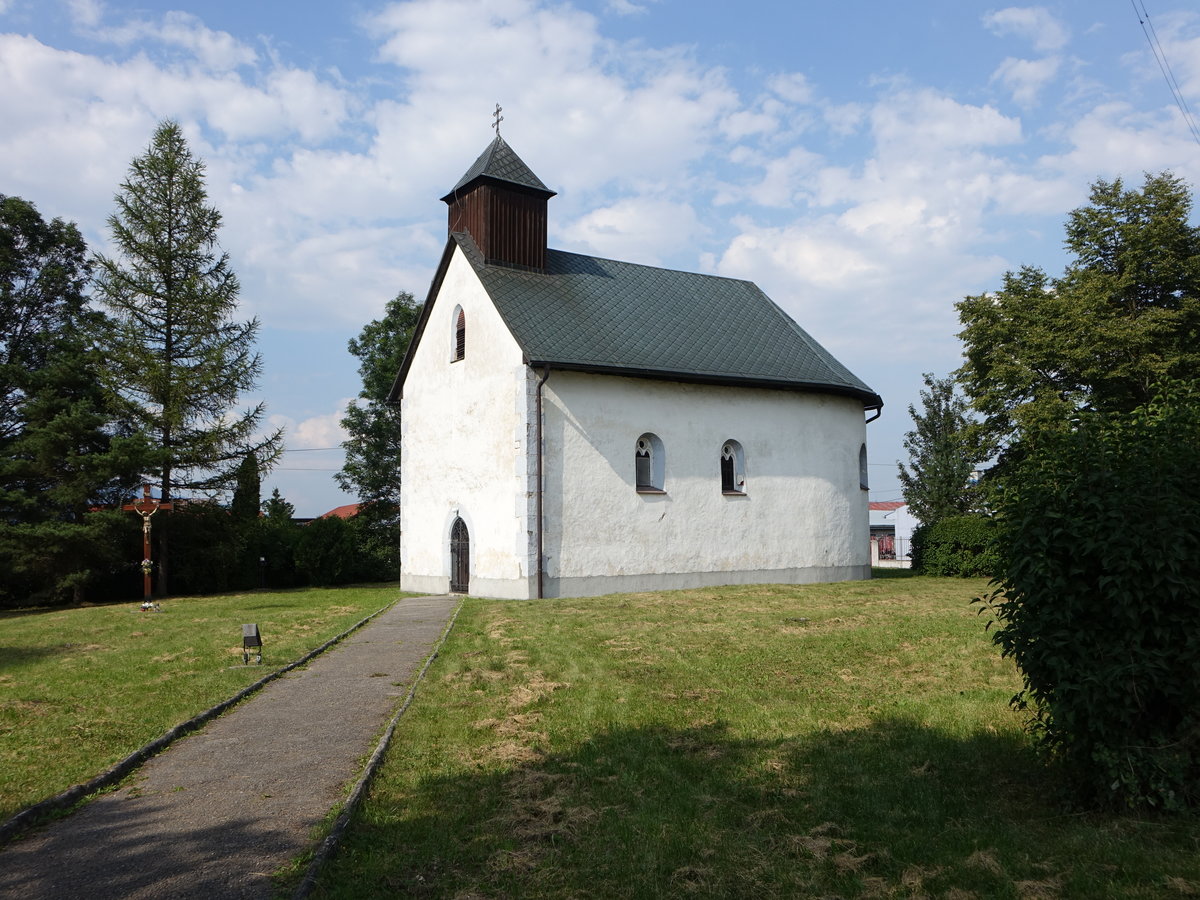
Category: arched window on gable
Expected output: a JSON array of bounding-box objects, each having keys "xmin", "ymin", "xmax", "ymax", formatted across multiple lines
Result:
[
  {"xmin": 451, "ymin": 305, "xmax": 466, "ymax": 362},
  {"xmin": 859, "ymin": 443, "xmax": 869, "ymax": 491},
  {"xmin": 635, "ymin": 433, "xmax": 665, "ymax": 493},
  {"xmin": 721, "ymin": 440, "xmax": 746, "ymax": 494}
]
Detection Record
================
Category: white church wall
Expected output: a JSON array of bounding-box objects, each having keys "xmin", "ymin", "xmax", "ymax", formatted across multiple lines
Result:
[
  {"xmin": 540, "ymin": 371, "xmax": 871, "ymax": 597},
  {"xmin": 400, "ymin": 247, "xmax": 535, "ymax": 598}
]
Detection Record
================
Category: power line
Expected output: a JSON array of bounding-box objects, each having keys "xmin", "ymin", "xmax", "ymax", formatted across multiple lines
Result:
[
  {"xmin": 282, "ymin": 446, "xmax": 343, "ymax": 452},
  {"xmin": 1131, "ymin": 0, "xmax": 1200, "ymax": 147}
]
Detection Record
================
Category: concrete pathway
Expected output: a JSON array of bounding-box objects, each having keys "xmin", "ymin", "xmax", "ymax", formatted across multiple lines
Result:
[{"xmin": 0, "ymin": 594, "xmax": 459, "ymax": 900}]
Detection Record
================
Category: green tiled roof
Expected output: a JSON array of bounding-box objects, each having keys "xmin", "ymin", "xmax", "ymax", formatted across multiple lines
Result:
[
  {"xmin": 453, "ymin": 233, "xmax": 881, "ymax": 406},
  {"xmin": 441, "ymin": 135, "xmax": 555, "ymax": 200}
]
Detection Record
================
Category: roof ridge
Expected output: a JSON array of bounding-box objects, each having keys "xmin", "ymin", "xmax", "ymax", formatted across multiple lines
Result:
[{"xmin": 546, "ymin": 246, "xmax": 759, "ymax": 287}]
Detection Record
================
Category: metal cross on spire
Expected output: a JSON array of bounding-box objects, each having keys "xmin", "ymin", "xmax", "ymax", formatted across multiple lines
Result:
[{"xmin": 492, "ymin": 103, "xmax": 504, "ymax": 136}]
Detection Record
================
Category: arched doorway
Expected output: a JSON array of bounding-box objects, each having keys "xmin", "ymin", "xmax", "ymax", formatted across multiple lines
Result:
[{"xmin": 449, "ymin": 517, "xmax": 469, "ymax": 594}]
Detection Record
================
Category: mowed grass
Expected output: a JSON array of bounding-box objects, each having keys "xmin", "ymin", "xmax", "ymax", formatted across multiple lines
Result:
[
  {"xmin": 316, "ymin": 576, "xmax": 1200, "ymax": 899},
  {"xmin": 0, "ymin": 585, "xmax": 401, "ymax": 822}
]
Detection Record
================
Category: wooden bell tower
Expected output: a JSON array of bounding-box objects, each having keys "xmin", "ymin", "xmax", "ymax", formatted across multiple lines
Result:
[{"xmin": 442, "ymin": 111, "xmax": 556, "ymax": 271}]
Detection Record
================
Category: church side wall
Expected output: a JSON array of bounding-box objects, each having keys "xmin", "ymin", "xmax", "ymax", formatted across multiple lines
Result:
[
  {"xmin": 540, "ymin": 372, "xmax": 870, "ymax": 597},
  {"xmin": 400, "ymin": 248, "xmax": 536, "ymax": 599}
]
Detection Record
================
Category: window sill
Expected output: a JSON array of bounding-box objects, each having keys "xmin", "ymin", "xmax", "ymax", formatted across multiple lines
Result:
[
  {"xmin": 636, "ymin": 487, "xmax": 667, "ymax": 495},
  {"xmin": 722, "ymin": 490, "xmax": 747, "ymax": 496}
]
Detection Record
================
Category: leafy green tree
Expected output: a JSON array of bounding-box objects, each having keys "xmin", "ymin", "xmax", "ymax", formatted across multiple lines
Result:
[
  {"xmin": 0, "ymin": 195, "xmax": 147, "ymax": 606},
  {"xmin": 897, "ymin": 373, "xmax": 984, "ymax": 526},
  {"xmin": 336, "ymin": 291, "xmax": 421, "ymax": 512},
  {"xmin": 962, "ymin": 172, "xmax": 1200, "ymax": 810},
  {"xmin": 94, "ymin": 120, "xmax": 282, "ymax": 593},
  {"xmin": 335, "ymin": 291, "xmax": 420, "ymax": 582},
  {"xmin": 957, "ymin": 172, "xmax": 1200, "ymax": 449},
  {"xmin": 979, "ymin": 382, "xmax": 1200, "ymax": 810}
]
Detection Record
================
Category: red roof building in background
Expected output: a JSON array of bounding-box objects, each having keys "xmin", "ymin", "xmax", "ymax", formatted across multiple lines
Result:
[{"xmin": 319, "ymin": 503, "xmax": 360, "ymax": 520}]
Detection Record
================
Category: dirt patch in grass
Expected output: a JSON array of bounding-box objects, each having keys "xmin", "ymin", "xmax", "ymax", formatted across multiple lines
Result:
[{"xmin": 966, "ymin": 849, "xmax": 1005, "ymax": 875}]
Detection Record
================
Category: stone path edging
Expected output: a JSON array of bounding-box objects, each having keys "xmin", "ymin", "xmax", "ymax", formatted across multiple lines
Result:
[
  {"xmin": 291, "ymin": 595, "xmax": 464, "ymax": 899},
  {"xmin": 0, "ymin": 597, "xmax": 399, "ymax": 848}
]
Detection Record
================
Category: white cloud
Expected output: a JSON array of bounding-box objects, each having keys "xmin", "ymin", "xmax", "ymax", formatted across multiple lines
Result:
[
  {"xmin": 983, "ymin": 7, "xmax": 1070, "ymax": 52},
  {"xmin": 1038, "ymin": 101, "xmax": 1200, "ymax": 187},
  {"xmin": 1122, "ymin": 11, "xmax": 1200, "ymax": 100},
  {"xmin": 290, "ymin": 405, "xmax": 351, "ymax": 449},
  {"xmin": 606, "ymin": 0, "xmax": 652, "ymax": 15},
  {"xmin": 710, "ymin": 85, "xmax": 1051, "ymax": 364},
  {"xmin": 720, "ymin": 221, "xmax": 880, "ymax": 291},
  {"xmin": 92, "ymin": 11, "xmax": 257, "ymax": 71},
  {"xmin": 991, "ymin": 55, "xmax": 1061, "ymax": 106},
  {"xmin": 720, "ymin": 108, "xmax": 778, "ymax": 141},
  {"xmin": 769, "ymin": 72, "xmax": 814, "ymax": 105},
  {"xmin": 823, "ymin": 102, "xmax": 866, "ymax": 136},
  {"xmin": 561, "ymin": 197, "xmax": 702, "ymax": 265},
  {"xmin": 362, "ymin": 0, "xmax": 740, "ymax": 203},
  {"xmin": 869, "ymin": 89, "xmax": 1022, "ymax": 152},
  {"xmin": 66, "ymin": 0, "xmax": 103, "ymax": 28},
  {"xmin": 740, "ymin": 145, "xmax": 825, "ymax": 208},
  {"xmin": 267, "ymin": 403, "xmax": 351, "ymax": 453}
]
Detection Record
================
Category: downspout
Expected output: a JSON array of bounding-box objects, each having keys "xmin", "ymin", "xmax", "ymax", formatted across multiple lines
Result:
[
  {"xmin": 535, "ymin": 365, "xmax": 550, "ymax": 599},
  {"xmin": 865, "ymin": 403, "xmax": 883, "ymax": 424}
]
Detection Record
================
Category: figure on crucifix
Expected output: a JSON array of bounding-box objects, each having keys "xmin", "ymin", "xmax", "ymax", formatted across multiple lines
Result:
[{"xmin": 122, "ymin": 483, "xmax": 172, "ymax": 601}]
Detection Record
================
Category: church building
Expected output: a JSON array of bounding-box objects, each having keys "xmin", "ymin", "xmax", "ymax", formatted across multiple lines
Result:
[{"xmin": 390, "ymin": 134, "xmax": 883, "ymax": 599}]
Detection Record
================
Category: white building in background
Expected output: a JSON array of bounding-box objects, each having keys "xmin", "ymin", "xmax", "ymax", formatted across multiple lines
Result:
[
  {"xmin": 869, "ymin": 501, "xmax": 917, "ymax": 567},
  {"xmin": 391, "ymin": 135, "xmax": 884, "ymax": 598}
]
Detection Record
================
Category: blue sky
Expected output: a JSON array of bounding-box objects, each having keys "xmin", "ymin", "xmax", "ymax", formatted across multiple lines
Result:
[{"xmin": 2, "ymin": 0, "xmax": 1199, "ymax": 516}]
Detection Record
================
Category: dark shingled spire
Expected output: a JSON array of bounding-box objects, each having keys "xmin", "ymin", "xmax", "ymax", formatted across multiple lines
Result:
[
  {"xmin": 442, "ymin": 135, "xmax": 555, "ymax": 271},
  {"xmin": 441, "ymin": 135, "xmax": 555, "ymax": 201}
]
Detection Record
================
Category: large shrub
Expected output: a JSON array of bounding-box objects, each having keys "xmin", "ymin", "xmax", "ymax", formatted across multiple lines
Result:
[
  {"xmin": 979, "ymin": 384, "xmax": 1200, "ymax": 810},
  {"xmin": 347, "ymin": 502, "xmax": 400, "ymax": 583},
  {"xmin": 166, "ymin": 504, "xmax": 246, "ymax": 595},
  {"xmin": 911, "ymin": 515, "xmax": 999, "ymax": 577},
  {"xmin": 295, "ymin": 515, "xmax": 358, "ymax": 587}
]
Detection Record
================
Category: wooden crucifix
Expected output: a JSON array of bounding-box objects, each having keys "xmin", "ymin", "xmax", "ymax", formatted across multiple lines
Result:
[{"xmin": 122, "ymin": 483, "xmax": 172, "ymax": 599}]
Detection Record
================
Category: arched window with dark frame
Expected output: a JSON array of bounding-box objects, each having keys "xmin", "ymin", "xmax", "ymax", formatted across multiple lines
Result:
[
  {"xmin": 721, "ymin": 440, "xmax": 746, "ymax": 494},
  {"xmin": 635, "ymin": 433, "xmax": 665, "ymax": 492},
  {"xmin": 451, "ymin": 305, "xmax": 466, "ymax": 362},
  {"xmin": 859, "ymin": 443, "xmax": 869, "ymax": 491}
]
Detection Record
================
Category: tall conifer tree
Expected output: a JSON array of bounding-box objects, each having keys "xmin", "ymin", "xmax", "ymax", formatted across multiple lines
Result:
[
  {"xmin": 95, "ymin": 120, "xmax": 281, "ymax": 592},
  {"xmin": 0, "ymin": 194, "xmax": 146, "ymax": 605}
]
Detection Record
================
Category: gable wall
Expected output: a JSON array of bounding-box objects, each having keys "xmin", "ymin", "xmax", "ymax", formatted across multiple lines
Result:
[
  {"xmin": 400, "ymin": 247, "xmax": 537, "ymax": 597},
  {"xmin": 540, "ymin": 371, "xmax": 870, "ymax": 596}
]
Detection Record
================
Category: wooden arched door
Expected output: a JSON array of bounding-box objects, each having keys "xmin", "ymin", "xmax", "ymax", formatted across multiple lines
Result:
[{"xmin": 449, "ymin": 518, "xmax": 469, "ymax": 594}]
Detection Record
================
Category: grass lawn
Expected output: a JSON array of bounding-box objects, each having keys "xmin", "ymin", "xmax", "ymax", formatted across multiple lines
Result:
[
  {"xmin": 0, "ymin": 584, "xmax": 402, "ymax": 823},
  {"xmin": 315, "ymin": 576, "xmax": 1200, "ymax": 899}
]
